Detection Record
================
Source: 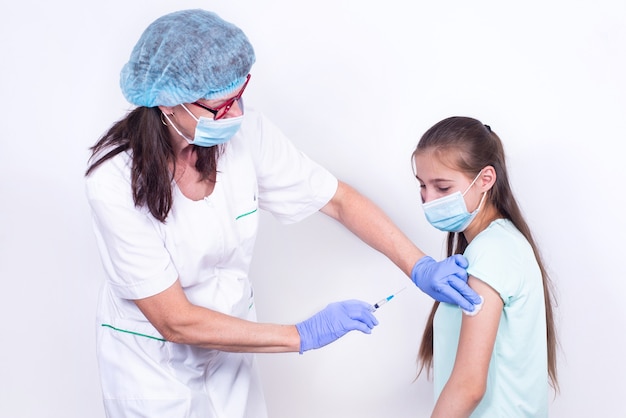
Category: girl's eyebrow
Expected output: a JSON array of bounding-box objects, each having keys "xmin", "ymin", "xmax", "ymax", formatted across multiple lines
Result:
[
  {"xmin": 415, "ymin": 176, "xmax": 455, "ymax": 189},
  {"xmin": 416, "ymin": 177, "xmax": 454, "ymax": 184}
]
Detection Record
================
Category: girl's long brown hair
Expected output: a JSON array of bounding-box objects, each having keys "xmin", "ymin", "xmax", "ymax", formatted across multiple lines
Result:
[
  {"xmin": 85, "ymin": 106, "xmax": 220, "ymax": 223},
  {"xmin": 413, "ymin": 116, "xmax": 558, "ymax": 391}
]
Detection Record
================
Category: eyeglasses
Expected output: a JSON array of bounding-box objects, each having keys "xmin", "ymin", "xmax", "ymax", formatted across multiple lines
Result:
[{"xmin": 192, "ymin": 74, "xmax": 251, "ymax": 120}]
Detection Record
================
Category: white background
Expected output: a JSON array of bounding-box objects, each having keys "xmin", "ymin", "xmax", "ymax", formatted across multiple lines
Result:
[{"xmin": 1, "ymin": 0, "xmax": 624, "ymax": 417}]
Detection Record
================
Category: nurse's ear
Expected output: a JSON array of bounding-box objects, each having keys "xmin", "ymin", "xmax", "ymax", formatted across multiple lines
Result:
[
  {"xmin": 478, "ymin": 166, "xmax": 497, "ymax": 192},
  {"xmin": 158, "ymin": 105, "xmax": 176, "ymax": 116}
]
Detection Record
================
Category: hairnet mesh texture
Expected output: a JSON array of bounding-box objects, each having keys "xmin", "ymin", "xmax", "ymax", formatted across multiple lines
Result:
[{"xmin": 120, "ymin": 9, "xmax": 256, "ymax": 107}]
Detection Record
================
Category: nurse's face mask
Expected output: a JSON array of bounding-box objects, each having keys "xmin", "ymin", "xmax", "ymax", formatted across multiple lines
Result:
[
  {"xmin": 179, "ymin": 104, "xmax": 244, "ymax": 147},
  {"xmin": 422, "ymin": 170, "xmax": 487, "ymax": 233},
  {"xmin": 163, "ymin": 74, "xmax": 250, "ymax": 147}
]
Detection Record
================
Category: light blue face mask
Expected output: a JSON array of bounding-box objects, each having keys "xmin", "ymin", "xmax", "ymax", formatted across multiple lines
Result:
[
  {"xmin": 422, "ymin": 171, "xmax": 487, "ymax": 233},
  {"xmin": 164, "ymin": 104, "xmax": 244, "ymax": 147}
]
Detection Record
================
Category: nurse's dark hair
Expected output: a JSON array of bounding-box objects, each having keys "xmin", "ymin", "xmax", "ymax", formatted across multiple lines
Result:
[
  {"xmin": 412, "ymin": 116, "xmax": 558, "ymax": 391},
  {"xmin": 85, "ymin": 107, "xmax": 221, "ymax": 222}
]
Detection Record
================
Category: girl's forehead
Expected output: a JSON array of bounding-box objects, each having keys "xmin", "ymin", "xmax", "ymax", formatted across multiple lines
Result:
[{"xmin": 414, "ymin": 151, "xmax": 457, "ymax": 175}]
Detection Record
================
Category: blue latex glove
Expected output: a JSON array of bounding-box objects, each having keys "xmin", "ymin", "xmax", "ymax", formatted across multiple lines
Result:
[
  {"xmin": 295, "ymin": 300, "xmax": 379, "ymax": 354},
  {"xmin": 411, "ymin": 255, "xmax": 482, "ymax": 312}
]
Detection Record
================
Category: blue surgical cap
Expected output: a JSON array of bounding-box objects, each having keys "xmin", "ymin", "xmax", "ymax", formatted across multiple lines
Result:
[{"xmin": 120, "ymin": 9, "xmax": 256, "ymax": 107}]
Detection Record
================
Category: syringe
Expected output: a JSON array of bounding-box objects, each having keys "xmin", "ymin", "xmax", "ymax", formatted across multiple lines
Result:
[{"xmin": 371, "ymin": 286, "xmax": 407, "ymax": 312}]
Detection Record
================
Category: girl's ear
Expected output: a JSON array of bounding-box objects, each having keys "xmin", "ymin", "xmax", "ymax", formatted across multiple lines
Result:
[{"xmin": 479, "ymin": 165, "xmax": 497, "ymax": 191}]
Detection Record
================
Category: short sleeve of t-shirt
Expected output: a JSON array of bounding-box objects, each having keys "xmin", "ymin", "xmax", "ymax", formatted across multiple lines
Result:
[
  {"xmin": 238, "ymin": 108, "xmax": 338, "ymax": 224},
  {"xmin": 464, "ymin": 219, "xmax": 530, "ymax": 304}
]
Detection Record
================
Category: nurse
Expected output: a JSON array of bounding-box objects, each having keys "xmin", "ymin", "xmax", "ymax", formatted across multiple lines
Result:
[{"xmin": 84, "ymin": 9, "xmax": 481, "ymax": 418}]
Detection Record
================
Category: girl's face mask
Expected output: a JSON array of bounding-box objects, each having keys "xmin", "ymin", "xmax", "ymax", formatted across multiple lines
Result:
[{"xmin": 422, "ymin": 171, "xmax": 487, "ymax": 233}]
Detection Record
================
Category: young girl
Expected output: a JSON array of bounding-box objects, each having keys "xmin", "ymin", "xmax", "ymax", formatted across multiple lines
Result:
[{"xmin": 412, "ymin": 116, "xmax": 558, "ymax": 417}]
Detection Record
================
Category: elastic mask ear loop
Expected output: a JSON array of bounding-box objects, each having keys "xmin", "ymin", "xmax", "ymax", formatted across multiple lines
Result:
[
  {"xmin": 461, "ymin": 170, "xmax": 483, "ymax": 196},
  {"xmin": 180, "ymin": 104, "xmax": 200, "ymax": 122},
  {"xmin": 463, "ymin": 170, "xmax": 488, "ymax": 213},
  {"xmin": 475, "ymin": 190, "xmax": 488, "ymax": 212},
  {"xmin": 162, "ymin": 112, "xmax": 193, "ymax": 143}
]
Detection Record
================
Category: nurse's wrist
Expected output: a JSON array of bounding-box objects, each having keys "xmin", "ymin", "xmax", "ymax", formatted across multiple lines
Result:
[{"xmin": 292, "ymin": 324, "xmax": 307, "ymax": 354}]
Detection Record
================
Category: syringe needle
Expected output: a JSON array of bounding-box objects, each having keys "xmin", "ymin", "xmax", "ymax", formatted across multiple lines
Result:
[{"xmin": 371, "ymin": 286, "xmax": 407, "ymax": 312}]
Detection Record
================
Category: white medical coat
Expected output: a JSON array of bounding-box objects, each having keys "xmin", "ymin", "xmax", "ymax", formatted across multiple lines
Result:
[{"xmin": 86, "ymin": 107, "xmax": 338, "ymax": 417}]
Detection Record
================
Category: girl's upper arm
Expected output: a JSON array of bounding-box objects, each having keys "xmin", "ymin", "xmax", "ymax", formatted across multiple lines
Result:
[
  {"xmin": 431, "ymin": 276, "xmax": 504, "ymax": 417},
  {"xmin": 454, "ymin": 275, "xmax": 504, "ymax": 385}
]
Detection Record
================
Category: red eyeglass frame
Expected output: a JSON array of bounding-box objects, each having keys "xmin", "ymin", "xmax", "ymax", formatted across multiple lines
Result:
[{"xmin": 192, "ymin": 74, "xmax": 251, "ymax": 120}]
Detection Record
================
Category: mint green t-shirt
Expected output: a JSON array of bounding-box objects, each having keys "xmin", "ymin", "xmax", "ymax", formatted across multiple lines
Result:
[{"xmin": 433, "ymin": 219, "xmax": 549, "ymax": 417}]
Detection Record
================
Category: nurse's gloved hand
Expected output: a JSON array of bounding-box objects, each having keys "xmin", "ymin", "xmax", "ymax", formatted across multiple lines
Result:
[
  {"xmin": 411, "ymin": 255, "xmax": 481, "ymax": 312},
  {"xmin": 295, "ymin": 300, "xmax": 379, "ymax": 354}
]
